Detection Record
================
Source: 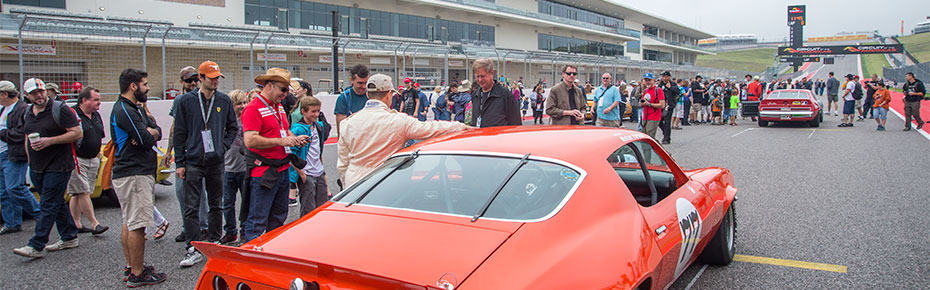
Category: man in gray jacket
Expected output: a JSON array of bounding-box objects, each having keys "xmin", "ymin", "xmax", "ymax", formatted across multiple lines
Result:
[
  {"xmin": 826, "ymin": 72, "xmax": 840, "ymax": 116},
  {"xmin": 545, "ymin": 65, "xmax": 587, "ymax": 125}
]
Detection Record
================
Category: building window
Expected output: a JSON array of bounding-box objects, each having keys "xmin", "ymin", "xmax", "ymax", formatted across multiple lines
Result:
[
  {"xmin": 538, "ymin": 0, "xmax": 623, "ymax": 31},
  {"xmin": 2, "ymin": 0, "xmax": 65, "ymax": 9},
  {"xmin": 538, "ymin": 33, "xmax": 623, "ymax": 57},
  {"xmin": 642, "ymin": 49, "xmax": 672, "ymax": 63},
  {"xmin": 244, "ymin": 0, "xmax": 493, "ymax": 43}
]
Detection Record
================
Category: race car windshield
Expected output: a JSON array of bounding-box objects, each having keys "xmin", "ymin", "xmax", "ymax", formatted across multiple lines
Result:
[
  {"xmin": 766, "ymin": 91, "xmax": 807, "ymax": 99},
  {"xmin": 334, "ymin": 154, "xmax": 582, "ymax": 221}
]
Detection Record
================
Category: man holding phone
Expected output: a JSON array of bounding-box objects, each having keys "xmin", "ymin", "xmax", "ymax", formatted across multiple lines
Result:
[{"xmin": 639, "ymin": 73, "xmax": 666, "ymax": 139}]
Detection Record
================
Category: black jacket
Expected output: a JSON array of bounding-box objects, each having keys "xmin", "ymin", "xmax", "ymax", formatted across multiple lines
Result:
[
  {"xmin": 0, "ymin": 100, "xmax": 28, "ymax": 162},
  {"xmin": 111, "ymin": 96, "xmax": 162, "ymax": 179},
  {"xmin": 903, "ymin": 79, "xmax": 926, "ymax": 102},
  {"xmin": 470, "ymin": 81, "xmax": 522, "ymax": 128},
  {"xmin": 173, "ymin": 90, "xmax": 238, "ymax": 168}
]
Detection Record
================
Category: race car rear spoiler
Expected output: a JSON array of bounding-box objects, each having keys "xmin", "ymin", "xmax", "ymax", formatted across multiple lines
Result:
[{"xmin": 193, "ymin": 242, "xmax": 441, "ymax": 290}]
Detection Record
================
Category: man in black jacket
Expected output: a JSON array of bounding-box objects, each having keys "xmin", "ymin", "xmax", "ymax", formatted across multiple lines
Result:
[
  {"xmin": 0, "ymin": 80, "xmax": 40, "ymax": 235},
  {"xmin": 470, "ymin": 58, "xmax": 522, "ymax": 127},
  {"xmin": 902, "ymin": 72, "xmax": 926, "ymax": 131},
  {"xmin": 111, "ymin": 69, "xmax": 167, "ymax": 286},
  {"xmin": 658, "ymin": 71, "xmax": 680, "ymax": 144},
  {"xmin": 173, "ymin": 61, "xmax": 238, "ymax": 267}
]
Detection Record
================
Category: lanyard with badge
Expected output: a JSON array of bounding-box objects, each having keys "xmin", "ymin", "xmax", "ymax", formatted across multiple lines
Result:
[
  {"xmin": 476, "ymin": 90, "xmax": 491, "ymax": 127},
  {"xmin": 258, "ymin": 94, "xmax": 292, "ymax": 154},
  {"xmin": 199, "ymin": 91, "xmax": 216, "ymax": 154}
]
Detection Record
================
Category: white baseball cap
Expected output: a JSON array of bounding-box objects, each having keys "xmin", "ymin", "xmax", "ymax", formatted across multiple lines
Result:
[
  {"xmin": 23, "ymin": 78, "xmax": 45, "ymax": 93},
  {"xmin": 366, "ymin": 74, "xmax": 394, "ymax": 92}
]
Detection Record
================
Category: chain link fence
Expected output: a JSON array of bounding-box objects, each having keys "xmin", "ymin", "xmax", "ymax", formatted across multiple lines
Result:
[{"xmin": 883, "ymin": 62, "xmax": 930, "ymax": 84}]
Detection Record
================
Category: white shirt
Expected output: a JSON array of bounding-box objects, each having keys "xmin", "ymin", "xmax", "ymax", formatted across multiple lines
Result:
[
  {"xmin": 0, "ymin": 102, "xmax": 16, "ymax": 153},
  {"xmin": 337, "ymin": 99, "xmax": 468, "ymax": 187},
  {"xmin": 301, "ymin": 124, "xmax": 324, "ymax": 177},
  {"xmin": 843, "ymin": 81, "xmax": 856, "ymax": 101}
]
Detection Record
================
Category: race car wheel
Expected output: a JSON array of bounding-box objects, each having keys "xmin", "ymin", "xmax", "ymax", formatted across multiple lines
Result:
[
  {"xmin": 809, "ymin": 113, "xmax": 821, "ymax": 127},
  {"xmin": 757, "ymin": 119, "xmax": 769, "ymax": 127},
  {"xmin": 699, "ymin": 202, "xmax": 736, "ymax": 265}
]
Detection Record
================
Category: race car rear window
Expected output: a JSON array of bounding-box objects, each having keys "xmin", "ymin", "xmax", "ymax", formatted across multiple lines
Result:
[
  {"xmin": 334, "ymin": 154, "xmax": 582, "ymax": 221},
  {"xmin": 766, "ymin": 91, "xmax": 807, "ymax": 99}
]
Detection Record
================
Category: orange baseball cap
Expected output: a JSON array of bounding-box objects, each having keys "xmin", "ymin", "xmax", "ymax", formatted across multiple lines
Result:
[{"xmin": 199, "ymin": 61, "xmax": 224, "ymax": 78}]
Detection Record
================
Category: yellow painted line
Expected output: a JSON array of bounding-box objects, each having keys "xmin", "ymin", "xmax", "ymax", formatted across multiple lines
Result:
[{"xmin": 733, "ymin": 254, "xmax": 848, "ymax": 273}]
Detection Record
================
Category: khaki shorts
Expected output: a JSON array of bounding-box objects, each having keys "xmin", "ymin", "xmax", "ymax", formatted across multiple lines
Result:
[
  {"xmin": 595, "ymin": 118, "xmax": 620, "ymax": 128},
  {"xmin": 113, "ymin": 175, "xmax": 155, "ymax": 231},
  {"xmin": 691, "ymin": 103, "xmax": 703, "ymax": 114},
  {"xmin": 67, "ymin": 157, "xmax": 100, "ymax": 195},
  {"xmin": 642, "ymin": 120, "xmax": 660, "ymax": 139}
]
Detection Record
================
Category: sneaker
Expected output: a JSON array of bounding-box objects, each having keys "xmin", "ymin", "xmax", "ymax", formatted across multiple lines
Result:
[
  {"xmin": 126, "ymin": 266, "xmax": 167, "ymax": 288},
  {"xmin": 46, "ymin": 238, "xmax": 79, "ymax": 252},
  {"xmin": 838, "ymin": 123, "xmax": 846, "ymax": 127},
  {"xmin": 219, "ymin": 233, "xmax": 238, "ymax": 244},
  {"xmin": 12, "ymin": 245, "xmax": 44, "ymax": 258},
  {"xmin": 847, "ymin": 123, "xmax": 853, "ymax": 127},
  {"xmin": 179, "ymin": 246, "xmax": 204, "ymax": 267},
  {"xmin": 903, "ymin": 127, "xmax": 911, "ymax": 131},
  {"xmin": 124, "ymin": 265, "xmax": 155, "ymax": 282},
  {"xmin": 0, "ymin": 226, "xmax": 22, "ymax": 235},
  {"xmin": 833, "ymin": 111, "xmax": 838, "ymax": 116},
  {"xmin": 918, "ymin": 123, "xmax": 924, "ymax": 130},
  {"xmin": 92, "ymin": 224, "xmax": 110, "ymax": 235},
  {"xmin": 661, "ymin": 140, "xmax": 671, "ymax": 145},
  {"xmin": 288, "ymin": 198, "xmax": 298, "ymax": 207}
]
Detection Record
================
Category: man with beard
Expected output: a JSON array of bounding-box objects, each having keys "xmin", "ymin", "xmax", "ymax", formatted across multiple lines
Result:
[
  {"xmin": 109, "ymin": 69, "xmax": 167, "ymax": 286},
  {"xmin": 12, "ymin": 78, "xmax": 83, "ymax": 259}
]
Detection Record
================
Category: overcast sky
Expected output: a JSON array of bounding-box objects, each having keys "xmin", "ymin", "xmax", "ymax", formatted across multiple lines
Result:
[{"xmin": 619, "ymin": 0, "xmax": 930, "ymax": 40}]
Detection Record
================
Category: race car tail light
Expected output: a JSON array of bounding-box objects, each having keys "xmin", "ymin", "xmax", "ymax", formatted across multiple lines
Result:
[{"xmin": 213, "ymin": 276, "xmax": 229, "ymax": 290}]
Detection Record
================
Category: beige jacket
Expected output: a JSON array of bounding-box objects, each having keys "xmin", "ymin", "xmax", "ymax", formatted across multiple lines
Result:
[
  {"xmin": 337, "ymin": 99, "xmax": 468, "ymax": 187},
  {"xmin": 545, "ymin": 81, "xmax": 588, "ymax": 125}
]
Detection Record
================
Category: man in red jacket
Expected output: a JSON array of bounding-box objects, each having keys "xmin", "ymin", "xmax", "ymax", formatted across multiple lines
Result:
[{"xmin": 746, "ymin": 75, "xmax": 762, "ymax": 121}]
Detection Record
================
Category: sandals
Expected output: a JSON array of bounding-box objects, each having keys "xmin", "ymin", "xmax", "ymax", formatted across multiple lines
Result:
[{"xmin": 153, "ymin": 222, "xmax": 169, "ymax": 240}]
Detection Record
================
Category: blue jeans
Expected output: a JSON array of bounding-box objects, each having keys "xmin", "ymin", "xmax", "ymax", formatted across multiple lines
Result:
[
  {"xmin": 175, "ymin": 174, "xmax": 208, "ymax": 231},
  {"xmin": 432, "ymin": 108, "xmax": 450, "ymax": 121},
  {"xmin": 29, "ymin": 171, "xmax": 78, "ymax": 250},
  {"xmin": 242, "ymin": 170, "xmax": 289, "ymax": 242},
  {"xmin": 633, "ymin": 107, "xmax": 643, "ymax": 131},
  {"xmin": 0, "ymin": 152, "xmax": 40, "ymax": 228},
  {"xmin": 223, "ymin": 171, "xmax": 248, "ymax": 235}
]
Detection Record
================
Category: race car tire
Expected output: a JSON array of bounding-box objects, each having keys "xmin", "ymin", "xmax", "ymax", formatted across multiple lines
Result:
[
  {"xmin": 757, "ymin": 119, "xmax": 769, "ymax": 127},
  {"xmin": 809, "ymin": 113, "xmax": 821, "ymax": 127},
  {"xmin": 699, "ymin": 202, "xmax": 736, "ymax": 265}
]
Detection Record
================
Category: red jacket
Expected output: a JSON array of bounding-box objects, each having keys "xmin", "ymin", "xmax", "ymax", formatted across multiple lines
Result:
[{"xmin": 747, "ymin": 81, "xmax": 762, "ymax": 101}]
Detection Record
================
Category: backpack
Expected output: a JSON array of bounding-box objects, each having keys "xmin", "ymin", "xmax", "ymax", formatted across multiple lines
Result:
[
  {"xmin": 49, "ymin": 100, "xmax": 83, "ymax": 150},
  {"xmin": 852, "ymin": 82, "xmax": 863, "ymax": 100}
]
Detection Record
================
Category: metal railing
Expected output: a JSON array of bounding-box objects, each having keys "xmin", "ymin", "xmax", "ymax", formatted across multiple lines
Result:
[{"xmin": 436, "ymin": 0, "xmax": 640, "ymax": 39}]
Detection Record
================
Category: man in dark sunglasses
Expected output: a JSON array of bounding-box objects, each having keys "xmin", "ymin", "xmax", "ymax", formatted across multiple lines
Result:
[
  {"xmin": 545, "ymin": 64, "xmax": 587, "ymax": 125},
  {"xmin": 179, "ymin": 66, "xmax": 200, "ymax": 94}
]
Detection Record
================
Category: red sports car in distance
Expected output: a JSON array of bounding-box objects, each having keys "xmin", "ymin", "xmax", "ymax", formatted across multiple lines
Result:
[
  {"xmin": 194, "ymin": 126, "xmax": 738, "ymax": 290},
  {"xmin": 758, "ymin": 89, "xmax": 824, "ymax": 127}
]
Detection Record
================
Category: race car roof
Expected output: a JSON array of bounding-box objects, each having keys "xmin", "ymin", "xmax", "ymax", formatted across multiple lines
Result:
[{"xmin": 404, "ymin": 126, "xmax": 646, "ymax": 165}]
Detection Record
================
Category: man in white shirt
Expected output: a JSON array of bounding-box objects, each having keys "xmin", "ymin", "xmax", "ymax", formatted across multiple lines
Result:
[{"xmin": 839, "ymin": 74, "xmax": 857, "ymax": 127}]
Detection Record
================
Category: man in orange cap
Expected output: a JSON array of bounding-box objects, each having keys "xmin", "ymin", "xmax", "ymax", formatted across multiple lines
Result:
[{"xmin": 174, "ymin": 61, "xmax": 239, "ymax": 267}]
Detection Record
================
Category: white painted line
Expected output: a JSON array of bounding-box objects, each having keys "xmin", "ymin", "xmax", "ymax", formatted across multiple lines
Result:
[
  {"xmin": 889, "ymin": 107, "xmax": 930, "ymax": 142},
  {"xmin": 730, "ymin": 128, "xmax": 756, "ymax": 138},
  {"xmin": 684, "ymin": 264, "xmax": 709, "ymax": 290},
  {"xmin": 808, "ymin": 129, "xmax": 816, "ymax": 139}
]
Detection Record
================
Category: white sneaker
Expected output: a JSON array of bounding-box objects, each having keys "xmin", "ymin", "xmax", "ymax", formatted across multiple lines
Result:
[
  {"xmin": 833, "ymin": 111, "xmax": 838, "ymax": 116},
  {"xmin": 179, "ymin": 246, "xmax": 204, "ymax": 267},
  {"xmin": 13, "ymin": 246, "xmax": 45, "ymax": 258},
  {"xmin": 46, "ymin": 238, "xmax": 79, "ymax": 252}
]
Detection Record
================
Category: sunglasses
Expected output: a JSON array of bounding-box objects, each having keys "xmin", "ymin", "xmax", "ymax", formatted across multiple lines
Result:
[
  {"xmin": 564, "ymin": 72, "xmax": 578, "ymax": 76},
  {"xmin": 183, "ymin": 77, "xmax": 200, "ymax": 84},
  {"xmin": 273, "ymin": 82, "xmax": 288, "ymax": 93},
  {"xmin": 602, "ymin": 77, "xmax": 611, "ymax": 80}
]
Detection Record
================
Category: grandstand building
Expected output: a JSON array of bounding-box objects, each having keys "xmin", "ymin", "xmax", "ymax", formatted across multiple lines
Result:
[
  {"xmin": 914, "ymin": 20, "xmax": 930, "ymax": 34},
  {"xmin": 1, "ymin": 0, "xmax": 717, "ymax": 97}
]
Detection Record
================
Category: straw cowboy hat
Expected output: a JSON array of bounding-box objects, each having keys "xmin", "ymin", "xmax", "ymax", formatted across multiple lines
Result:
[
  {"xmin": 254, "ymin": 67, "xmax": 291, "ymax": 85},
  {"xmin": 458, "ymin": 79, "xmax": 471, "ymax": 92}
]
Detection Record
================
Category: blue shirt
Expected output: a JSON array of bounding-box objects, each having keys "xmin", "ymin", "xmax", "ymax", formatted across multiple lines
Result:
[
  {"xmin": 680, "ymin": 86, "xmax": 691, "ymax": 102},
  {"xmin": 334, "ymin": 88, "xmax": 367, "ymax": 116},
  {"xmin": 593, "ymin": 85, "xmax": 622, "ymax": 121}
]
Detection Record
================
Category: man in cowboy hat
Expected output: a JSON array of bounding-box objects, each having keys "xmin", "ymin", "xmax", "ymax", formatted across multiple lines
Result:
[
  {"xmin": 337, "ymin": 74, "xmax": 469, "ymax": 187},
  {"xmin": 241, "ymin": 67, "xmax": 309, "ymax": 243},
  {"xmin": 174, "ymin": 61, "xmax": 239, "ymax": 267},
  {"xmin": 45, "ymin": 83, "xmax": 63, "ymax": 101}
]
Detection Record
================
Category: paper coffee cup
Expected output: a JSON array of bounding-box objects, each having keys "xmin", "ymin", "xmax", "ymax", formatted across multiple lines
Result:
[{"xmin": 28, "ymin": 133, "xmax": 40, "ymax": 143}]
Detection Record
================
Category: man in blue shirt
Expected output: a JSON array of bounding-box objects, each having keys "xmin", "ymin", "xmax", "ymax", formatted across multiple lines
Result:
[
  {"xmin": 592, "ymin": 73, "xmax": 623, "ymax": 128},
  {"xmin": 333, "ymin": 64, "xmax": 369, "ymax": 135},
  {"xmin": 416, "ymin": 83, "xmax": 430, "ymax": 121}
]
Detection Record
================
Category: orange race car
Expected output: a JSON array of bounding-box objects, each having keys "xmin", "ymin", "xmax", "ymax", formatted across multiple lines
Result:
[{"xmin": 194, "ymin": 126, "xmax": 738, "ymax": 290}]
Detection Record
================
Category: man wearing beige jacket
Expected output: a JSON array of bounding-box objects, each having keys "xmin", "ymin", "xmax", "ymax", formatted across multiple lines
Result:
[{"xmin": 545, "ymin": 65, "xmax": 587, "ymax": 125}]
